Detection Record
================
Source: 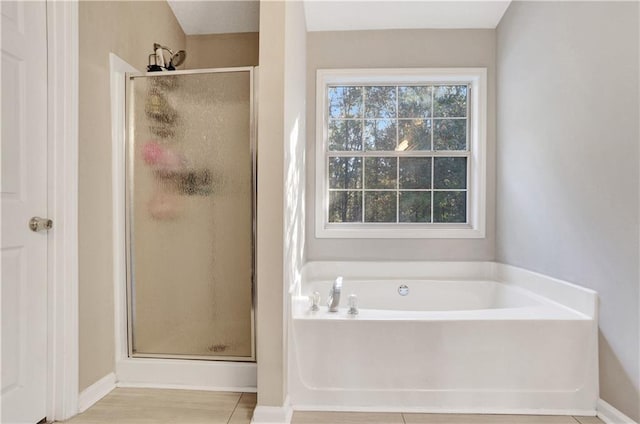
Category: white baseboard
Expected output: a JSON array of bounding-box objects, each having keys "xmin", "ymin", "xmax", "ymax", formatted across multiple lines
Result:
[
  {"xmin": 251, "ymin": 396, "xmax": 293, "ymax": 424},
  {"xmin": 598, "ymin": 399, "xmax": 638, "ymax": 424},
  {"xmin": 116, "ymin": 358, "xmax": 257, "ymax": 392},
  {"xmin": 77, "ymin": 372, "xmax": 116, "ymax": 413},
  {"xmin": 293, "ymin": 404, "xmax": 596, "ymax": 416}
]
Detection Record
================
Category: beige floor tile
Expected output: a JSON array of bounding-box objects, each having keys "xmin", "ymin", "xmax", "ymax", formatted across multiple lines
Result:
[
  {"xmin": 228, "ymin": 393, "xmax": 257, "ymax": 424},
  {"xmin": 292, "ymin": 411, "xmax": 404, "ymax": 424},
  {"xmin": 61, "ymin": 388, "xmax": 599, "ymax": 424},
  {"xmin": 573, "ymin": 417, "xmax": 604, "ymax": 424},
  {"xmin": 63, "ymin": 388, "xmax": 241, "ymax": 424},
  {"xmin": 403, "ymin": 414, "xmax": 578, "ymax": 424}
]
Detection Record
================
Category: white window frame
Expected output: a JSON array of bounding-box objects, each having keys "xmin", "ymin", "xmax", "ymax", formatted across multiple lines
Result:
[{"xmin": 315, "ymin": 68, "xmax": 487, "ymax": 239}]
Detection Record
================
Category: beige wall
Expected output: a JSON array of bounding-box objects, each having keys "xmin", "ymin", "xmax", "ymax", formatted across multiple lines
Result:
[
  {"xmin": 78, "ymin": 0, "xmax": 185, "ymax": 391},
  {"xmin": 256, "ymin": 0, "xmax": 286, "ymax": 407},
  {"xmin": 496, "ymin": 2, "xmax": 639, "ymax": 420},
  {"xmin": 186, "ymin": 32, "xmax": 258, "ymax": 69},
  {"xmin": 255, "ymin": 0, "xmax": 307, "ymax": 409},
  {"xmin": 306, "ymin": 29, "xmax": 497, "ymax": 261}
]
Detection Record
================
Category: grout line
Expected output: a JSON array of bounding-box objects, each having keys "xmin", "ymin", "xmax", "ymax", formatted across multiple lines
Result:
[{"xmin": 226, "ymin": 393, "xmax": 244, "ymax": 424}]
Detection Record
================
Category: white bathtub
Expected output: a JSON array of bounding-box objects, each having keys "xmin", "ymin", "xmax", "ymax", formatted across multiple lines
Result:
[{"xmin": 289, "ymin": 262, "xmax": 598, "ymax": 415}]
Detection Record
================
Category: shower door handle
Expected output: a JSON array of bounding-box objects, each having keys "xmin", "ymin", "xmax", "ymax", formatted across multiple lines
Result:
[{"xmin": 29, "ymin": 217, "xmax": 53, "ymax": 232}]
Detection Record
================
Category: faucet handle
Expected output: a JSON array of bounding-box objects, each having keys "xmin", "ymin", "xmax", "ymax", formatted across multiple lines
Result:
[
  {"xmin": 309, "ymin": 291, "xmax": 320, "ymax": 311},
  {"xmin": 347, "ymin": 294, "xmax": 359, "ymax": 315}
]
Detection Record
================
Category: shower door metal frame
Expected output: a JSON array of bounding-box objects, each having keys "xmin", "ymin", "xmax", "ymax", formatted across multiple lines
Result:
[{"xmin": 124, "ymin": 66, "xmax": 257, "ymax": 362}]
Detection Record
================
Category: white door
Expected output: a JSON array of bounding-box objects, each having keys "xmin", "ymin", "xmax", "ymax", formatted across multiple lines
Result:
[{"xmin": 1, "ymin": 1, "xmax": 49, "ymax": 423}]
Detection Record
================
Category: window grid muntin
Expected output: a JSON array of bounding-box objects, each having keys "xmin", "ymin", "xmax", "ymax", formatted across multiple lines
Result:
[
  {"xmin": 325, "ymin": 156, "xmax": 470, "ymax": 223},
  {"xmin": 326, "ymin": 82, "xmax": 470, "ymax": 225}
]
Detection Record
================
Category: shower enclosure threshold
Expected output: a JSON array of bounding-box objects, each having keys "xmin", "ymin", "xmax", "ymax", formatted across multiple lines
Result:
[
  {"xmin": 115, "ymin": 357, "xmax": 257, "ymax": 392},
  {"xmin": 130, "ymin": 352, "xmax": 255, "ymax": 362}
]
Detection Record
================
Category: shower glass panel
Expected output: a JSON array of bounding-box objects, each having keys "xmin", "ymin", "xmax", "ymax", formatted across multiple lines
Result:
[{"xmin": 126, "ymin": 68, "xmax": 254, "ymax": 361}]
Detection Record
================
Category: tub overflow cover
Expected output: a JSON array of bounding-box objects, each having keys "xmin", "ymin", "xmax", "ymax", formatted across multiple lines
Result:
[{"xmin": 398, "ymin": 284, "xmax": 409, "ymax": 296}]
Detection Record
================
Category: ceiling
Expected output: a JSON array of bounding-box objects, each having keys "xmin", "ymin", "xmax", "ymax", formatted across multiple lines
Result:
[
  {"xmin": 167, "ymin": 0, "xmax": 511, "ymax": 36},
  {"xmin": 303, "ymin": 1, "xmax": 512, "ymax": 31},
  {"xmin": 167, "ymin": 1, "xmax": 259, "ymax": 35}
]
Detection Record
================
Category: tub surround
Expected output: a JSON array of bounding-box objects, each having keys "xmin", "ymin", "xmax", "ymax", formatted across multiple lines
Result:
[
  {"xmin": 289, "ymin": 261, "xmax": 598, "ymax": 416},
  {"xmin": 296, "ymin": 262, "xmax": 596, "ymax": 317}
]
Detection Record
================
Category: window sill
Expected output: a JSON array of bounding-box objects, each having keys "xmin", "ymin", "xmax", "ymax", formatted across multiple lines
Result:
[{"xmin": 316, "ymin": 224, "xmax": 486, "ymax": 239}]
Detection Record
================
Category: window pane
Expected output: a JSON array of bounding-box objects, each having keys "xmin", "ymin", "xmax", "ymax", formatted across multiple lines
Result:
[
  {"xmin": 329, "ymin": 86, "xmax": 363, "ymax": 118},
  {"xmin": 329, "ymin": 191, "xmax": 362, "ymax": 222},
  {"xmin": 434, "ymin": 157, "xmax": 467, "ymax": 189},
  {"xmin": 399, "ymin": 191, "xmax": 431, "ymax": 223},
  {"xmin": 364, "ymin": 119, "xmax": 397, "ymax": 151},
  {"xmin": 398, "ymin": 119, "xmax": 431, "ymax": 151},
  {"xmin": 434, "ymin": 85, "xmax": 467, "ymax": 117},
  {"xmin": 433, "ymin": 119, "xmax": 466, "ymax": 151},
  {"xmin": 329, "ymin": 157, "xmax": 362, "ymax": 189},
  {"xmin": 365, "ymin": 86, "xmax": 396, "ymax": 118},
  {"xmin": 365, "ymin": 157, "xmax": 397, "ymax": 189},
  {"xmin": 433, "ymin": 191, "xmax": 466, "ymax": 223},
  {"xmin": 398, "ymin": 86, "xmax": 432, "ymax": 118},
  {"xmin": 329, "ymin": 120, "xmax": 363, "ymax": 151},
  {"xmin": 365, "ymin": 192, "xmax": 396, "ymax": 222},
  {"xmin": 399, "ymin": 157, "xmax": 431, "ymax": 189}
]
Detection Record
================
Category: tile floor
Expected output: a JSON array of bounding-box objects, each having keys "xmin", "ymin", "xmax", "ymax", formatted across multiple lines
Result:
[
  {"xmin": 63, "ymin": 389, "xmax": 256, "ymax": 424},
  {"xmin": 62, "ymin": 388, "xmax": 604, "ymax": 424}
]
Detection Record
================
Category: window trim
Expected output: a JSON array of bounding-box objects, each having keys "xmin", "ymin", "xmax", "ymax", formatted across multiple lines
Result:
[{"xmin": 315, "ymin": 68, "xmax": 487, "ymax": 239}]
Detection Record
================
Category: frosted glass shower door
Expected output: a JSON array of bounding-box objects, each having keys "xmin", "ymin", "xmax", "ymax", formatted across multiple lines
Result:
[{"xmin": 127, "ymin": 69, "xmax": 254, "ymax": 360}]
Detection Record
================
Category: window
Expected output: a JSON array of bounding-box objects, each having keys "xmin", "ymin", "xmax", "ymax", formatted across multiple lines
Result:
[{"xmin": 316, "ymin": 69, "xmax": 487, "ymax": 238}]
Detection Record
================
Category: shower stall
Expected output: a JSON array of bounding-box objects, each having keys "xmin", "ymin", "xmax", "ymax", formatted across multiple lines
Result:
[{"xmin": 125, "ymin": 68, "xmax": 255, "ymax": 362}]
